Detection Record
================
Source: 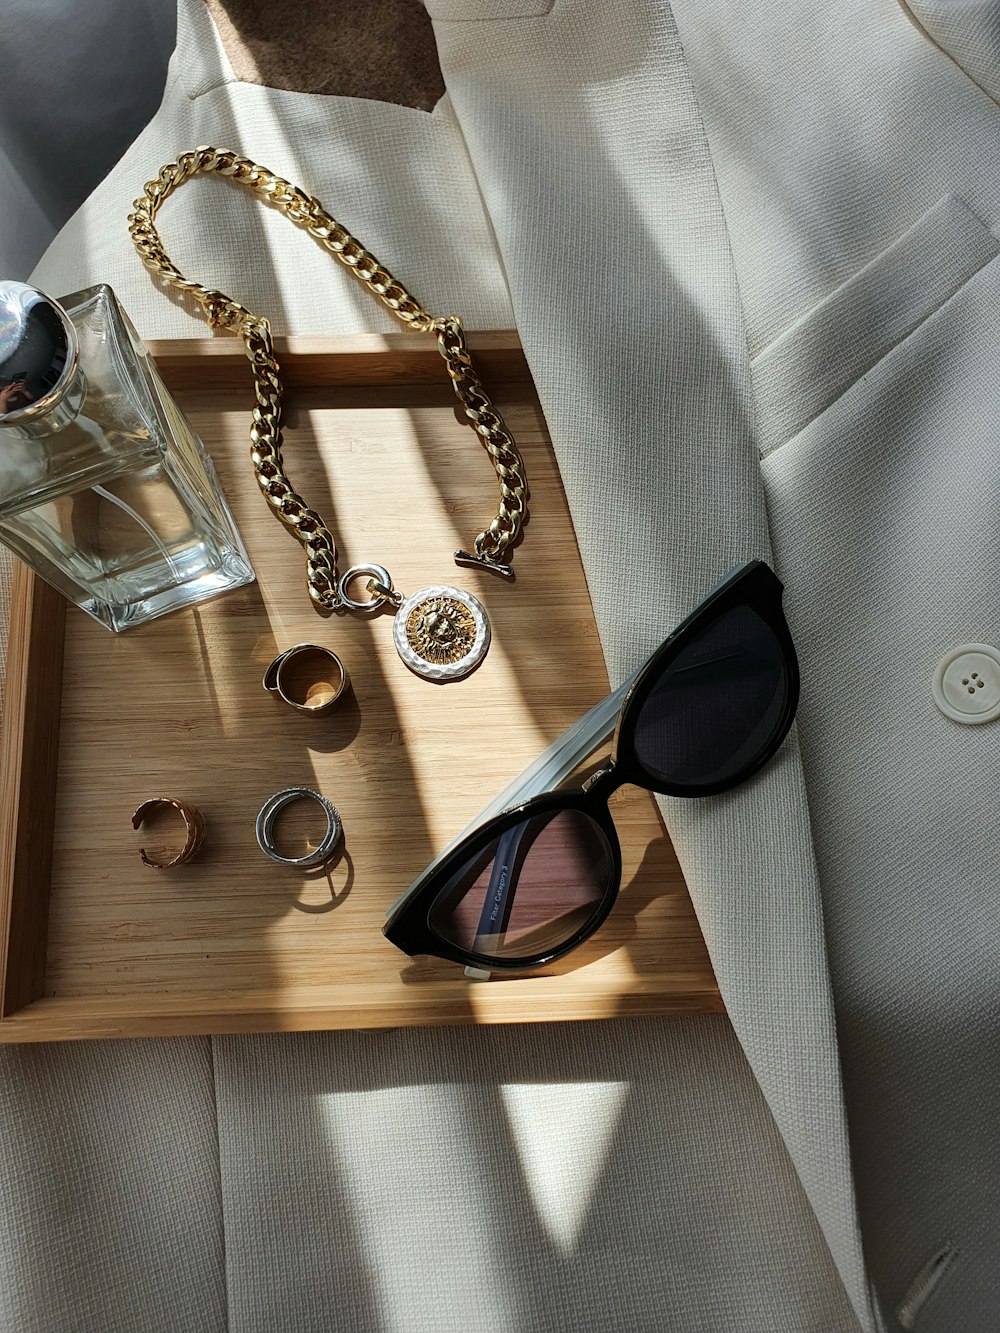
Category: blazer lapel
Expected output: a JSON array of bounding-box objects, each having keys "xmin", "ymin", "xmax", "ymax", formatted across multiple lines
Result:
[{"xmin": 433, "ymin": 2, "xmax": 876, "ymax": 1327}]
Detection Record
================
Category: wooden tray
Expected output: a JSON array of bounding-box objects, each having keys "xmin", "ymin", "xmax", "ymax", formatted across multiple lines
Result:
[{"xmin": 0, "ymin": 334, "xmax": 720, "ymax": 1041}]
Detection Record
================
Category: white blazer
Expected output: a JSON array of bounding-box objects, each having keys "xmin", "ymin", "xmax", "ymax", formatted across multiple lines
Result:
[{"xmin": 5, "ymin": 0, "xmax": 993, "ymax": 1329}]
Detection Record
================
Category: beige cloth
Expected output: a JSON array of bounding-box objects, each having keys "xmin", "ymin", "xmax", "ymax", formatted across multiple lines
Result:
[
  {"xmin": 661, "ymin": 1, "xmax": 1000, "ymax": 1325},
  {"xmin": 10, "ymin": 0, "xmax": 999, "ymax": 1328}
]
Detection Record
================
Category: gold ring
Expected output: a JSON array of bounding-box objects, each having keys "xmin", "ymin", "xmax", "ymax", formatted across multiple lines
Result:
[
  {"xmin": 132, "ymin": 798, "xmax": 206, "ymax": 869},
  {"xmin": 263, "ymin": 644, "xmax": 350, "ymax": 715}
]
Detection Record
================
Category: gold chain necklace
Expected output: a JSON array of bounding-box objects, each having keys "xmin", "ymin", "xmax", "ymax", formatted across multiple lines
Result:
[{"xmin": 128, "ymin": 146, "xmax": 528, "ymax": 681}]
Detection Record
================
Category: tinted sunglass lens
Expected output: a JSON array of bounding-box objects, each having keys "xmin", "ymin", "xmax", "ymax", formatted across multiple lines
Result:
[
  {"xmin": 632, "ymin": 604, "xmax": 789, "ymax": 788},
  {"xmin": 427, "ymin": 808, "xmax": 613, "ymax": 963}
]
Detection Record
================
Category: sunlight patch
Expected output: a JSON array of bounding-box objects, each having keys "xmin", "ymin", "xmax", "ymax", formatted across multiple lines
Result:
[{"xmin": 500, "ymin": 1081, "xmax": 629, "ymax": 1255}]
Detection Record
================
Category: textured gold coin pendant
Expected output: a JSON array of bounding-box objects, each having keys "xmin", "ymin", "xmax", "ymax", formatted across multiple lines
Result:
[
  {"xmin": 338, "ymin": 565, "xmax": 491, "ymax": 683},
  {"xmin": 393, "ymin": 584, "xmax": 491, "ymax": 682}
]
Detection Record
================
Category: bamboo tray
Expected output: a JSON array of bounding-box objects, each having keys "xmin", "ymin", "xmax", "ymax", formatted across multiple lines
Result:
[{"xmin": 0, "ymin": 333, "xmax": 720, "ymax": 1042}]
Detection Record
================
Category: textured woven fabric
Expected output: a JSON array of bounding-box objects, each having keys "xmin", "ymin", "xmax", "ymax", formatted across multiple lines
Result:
[
  {"xmin": 0, "ymin": 1038, "xmax": 225, "ymax": 1333},
  {"xmin": 762, "ymin": 253, "xmax": 1000, "ymax": 1332},
  {"xmin": 669, "ymin": 2, "xmax": 1000, "ymax": 1327},
  {"xmin": 753, "ymin": 196, "xmax": 1000, "ymax": 457},
  {"xmin": 671, "ymin": 0, "xmax": 1000, "ymax": 358},
  {"xmin": 430, "ymin": 2, "xmax": 873, "ymax": 1327},
  {"xmin": 214, "ymin": 1018, "xmax": 859, "ymax": 1333},
  {"xmin": 904, "ymin": 0, "xmax": 1000, "ymax": 105},
  {"xmin": 0, "ymin": 545, "xmax": 10, "ymax": 703}
]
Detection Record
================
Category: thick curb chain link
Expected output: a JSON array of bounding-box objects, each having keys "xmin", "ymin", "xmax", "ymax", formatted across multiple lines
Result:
[
  {"xmin": 127, "ymin": 146, "xmax": 528, "ymax": 609},
  {"xmin": 436, "ymin": 317, "xmax": 527, "ymax": 563}
]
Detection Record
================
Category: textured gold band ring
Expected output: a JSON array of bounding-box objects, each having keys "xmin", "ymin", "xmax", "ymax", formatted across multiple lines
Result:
[{"xmin": 132, "ymin": 798, "xmax": 206, "ymax": 869}]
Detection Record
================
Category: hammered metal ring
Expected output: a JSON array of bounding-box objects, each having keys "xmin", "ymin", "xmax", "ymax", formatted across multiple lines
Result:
[
  {"xmin": 255, "ymin": 788, "xmax": 343, "ymax": 868},
  {"xmin": 263, "ymin": 644, "xmax": 349, "ymax": 715},
  {"xmin": 132, "ymin": 797, "xmax": 205, "ymax": 869}
]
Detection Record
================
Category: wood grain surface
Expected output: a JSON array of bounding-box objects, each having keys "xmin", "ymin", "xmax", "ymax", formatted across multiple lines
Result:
[
  {"xmin": 0, "ymin": 564, "xmax": 66, "ymax": 1016},
  {"xmin": 0, "ymin": 334, "xmax": 720, "ymax": 1041}
]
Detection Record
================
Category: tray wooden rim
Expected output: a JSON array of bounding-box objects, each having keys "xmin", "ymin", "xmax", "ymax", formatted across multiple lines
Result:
[{"xmin": 0, "ymin": 333, "xmax": 722, "ymax": 1042}]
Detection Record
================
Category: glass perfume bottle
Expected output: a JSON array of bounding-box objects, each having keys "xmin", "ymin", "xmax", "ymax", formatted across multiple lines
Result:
[{"xmin": 0, "ymin": 281, "xmax": 254, "ymax": 631}]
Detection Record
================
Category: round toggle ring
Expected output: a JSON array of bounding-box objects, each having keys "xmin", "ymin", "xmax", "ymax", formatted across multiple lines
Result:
[
  {"xmin": 255, "ymin": 788, "xmax": 343, "ymax": 868},
  {"xmin": 132, "ymin": 797, "xmax": 205, "ymax": 869},
  {"xmin": 337, "ymin": 563, "xmax": 394, "ymax": 612},
  {"xmin": 263, "ymin": 644, "xmax": 349, "ymax": 715}
]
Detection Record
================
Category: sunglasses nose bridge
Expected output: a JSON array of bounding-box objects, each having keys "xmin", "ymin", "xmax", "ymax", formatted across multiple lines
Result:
[{"xmin": 582, "ymin": 762, "xmax": 621, "ymax": 801}]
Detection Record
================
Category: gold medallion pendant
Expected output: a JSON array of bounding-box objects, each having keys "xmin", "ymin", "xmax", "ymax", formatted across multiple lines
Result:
[
  {"xmin": 337, "ymin": 566, "xmax": 491, "ymax": 683},
  {"xmin": 392, "ymin": 585, "xmax": 490, "ymax": 682}
]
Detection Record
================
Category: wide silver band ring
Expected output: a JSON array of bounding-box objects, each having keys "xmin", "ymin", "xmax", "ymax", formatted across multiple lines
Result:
[{"xmin": 255, "ymin": 788, "xmax": 343, "ymax": 868}]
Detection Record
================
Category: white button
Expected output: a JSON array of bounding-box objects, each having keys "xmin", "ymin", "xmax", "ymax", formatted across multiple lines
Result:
[{"xmin": 932, "ymin": 644, "xmax": 1000, "ymax": 724}]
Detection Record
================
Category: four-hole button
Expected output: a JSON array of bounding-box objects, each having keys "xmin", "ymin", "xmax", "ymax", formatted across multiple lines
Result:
[{"xmin": 933, "ymin": 644, "xmax": 1000, "ymax": 724}]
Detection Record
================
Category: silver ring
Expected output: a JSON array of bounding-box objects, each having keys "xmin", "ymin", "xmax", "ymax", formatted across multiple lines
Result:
[
  {"xmin": 338, "ymin": 563, "xmax": 392, "ymax": 612},
  {"xmin": 255, "ymin": 788, "xmax": 343, "ymax": 868}
]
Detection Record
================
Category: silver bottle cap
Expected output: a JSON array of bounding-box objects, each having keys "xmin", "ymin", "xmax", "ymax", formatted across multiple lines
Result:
[{"xmin": 0, "ymin": 281, "xmax": 80, "ymax": 429}]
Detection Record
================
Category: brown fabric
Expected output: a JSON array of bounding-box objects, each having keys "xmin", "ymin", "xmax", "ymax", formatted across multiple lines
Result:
[{"xmin": 203, "ymin": 0, "xmax": 446, "ymax": 110}]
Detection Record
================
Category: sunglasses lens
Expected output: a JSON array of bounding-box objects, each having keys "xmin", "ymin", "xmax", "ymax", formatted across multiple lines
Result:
[
  {"xmin": 428, "ymin": 808, "xmax": 614, "ymax": 963},
  {"xmin": 632, "ymin": 604, "xmax": 790, "ymax": 789}
]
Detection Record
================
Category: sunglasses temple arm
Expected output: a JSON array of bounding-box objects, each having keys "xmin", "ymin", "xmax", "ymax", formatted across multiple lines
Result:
[
  {"xmin": 454, "ymin": 673, "xmax": 634, "ymax": 864},
  {"xmin": 472, "ymin": 823, "xmax": 528, "ymax": 949},
  {"xmin": 479, "ymin": 562, "xmax": 752, "ymax": 815},
  {"xmin": 385, "ymin": 672, "xmax": 636, "ymax": 927},
  {"xmin": 468, "ymin": 674, "xmax": 634, "ymax": 828}
]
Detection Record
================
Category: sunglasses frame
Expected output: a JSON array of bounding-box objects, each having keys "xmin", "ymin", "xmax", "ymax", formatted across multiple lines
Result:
[{"xmin": 383, "ymin": 560, "xmax": 799, "ymax": 971}]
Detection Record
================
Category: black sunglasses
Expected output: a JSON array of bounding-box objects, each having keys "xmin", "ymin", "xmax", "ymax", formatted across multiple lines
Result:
[{"xmin": 384, "ymin": 560, "xmax": 799, "ymax": 972}]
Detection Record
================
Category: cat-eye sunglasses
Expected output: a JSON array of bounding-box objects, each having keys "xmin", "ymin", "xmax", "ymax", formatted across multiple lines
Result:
[{"xmin": 384, "ymin": 560, "xmax": 798, "ymax": 972}]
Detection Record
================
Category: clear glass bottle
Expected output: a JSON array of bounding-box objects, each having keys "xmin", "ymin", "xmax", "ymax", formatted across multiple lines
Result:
[{"xmin": 0, "ymin": 281, "xmax": 254, "ymax": 631}]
